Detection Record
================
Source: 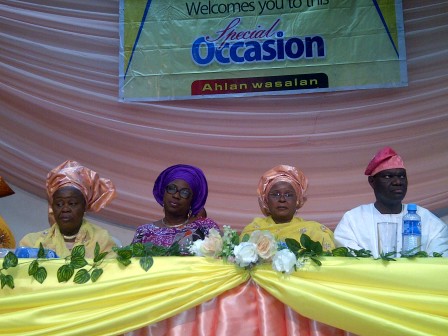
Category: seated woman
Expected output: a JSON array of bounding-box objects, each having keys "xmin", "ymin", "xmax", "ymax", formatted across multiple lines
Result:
[
  {"xmin": 132, "ymin": 164, "xmax": 220, "ymax": 248},
  {"xmin": 241, "ymin": 165, "xmax": 335, "ymax": 252},
  {"xmin": 19, "ymin": 160, "xmax": 117, "ymax": 258}
]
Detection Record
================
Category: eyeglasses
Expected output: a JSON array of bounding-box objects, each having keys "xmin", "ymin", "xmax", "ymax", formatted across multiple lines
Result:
[
  {"xmin": 165, "ymin": 184, "xmax": 192, "ymax": 199},
  {"xmin": 268, "ymin": 192, "xmax": 296, "ymax": 200}
]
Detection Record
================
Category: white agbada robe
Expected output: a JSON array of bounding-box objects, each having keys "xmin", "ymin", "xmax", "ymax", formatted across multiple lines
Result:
[{"xmin": 334, "ymin": 203, "xmax": 448, "ymax": 258}]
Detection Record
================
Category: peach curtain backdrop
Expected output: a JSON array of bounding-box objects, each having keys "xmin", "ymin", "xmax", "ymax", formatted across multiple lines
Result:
[{"xmin": 1, "ymin": 1, "xmax": 447, "ymax": 233}]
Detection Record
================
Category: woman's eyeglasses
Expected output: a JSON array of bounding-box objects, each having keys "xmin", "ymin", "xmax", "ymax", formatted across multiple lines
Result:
[
  {"xmin": 165, "ymin": 184, "xmax": 191, "ymax": 199},
  {"xmin": 268, "ymin": 192, "xmax": 296, "ymax": 200}
]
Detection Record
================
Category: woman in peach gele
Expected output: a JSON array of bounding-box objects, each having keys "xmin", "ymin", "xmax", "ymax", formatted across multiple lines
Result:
[{"xmin": 241, "ymin": 164, "xmax": 335, "ymax": 252}]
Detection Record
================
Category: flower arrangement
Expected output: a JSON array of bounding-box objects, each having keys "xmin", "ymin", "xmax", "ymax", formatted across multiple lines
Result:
[{"xmin": 188, "ymin": 226, "xmax": 327, "ymax": 274}]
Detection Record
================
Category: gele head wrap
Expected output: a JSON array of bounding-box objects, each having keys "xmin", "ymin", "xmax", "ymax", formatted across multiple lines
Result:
[
  {"xmin": 364, "ymin": 147, "xmax": 405, "ymax": 176},
  {"xmin": 46, "ymin": 160, "xmax": 116, "ymax": 213},
  {"xmin": 153, "ymin": 164, "xmax": 208, "ymax": 216},
  {"xmin": 257, "ymin": 164, "xmax": 308, "ymax": 216}
]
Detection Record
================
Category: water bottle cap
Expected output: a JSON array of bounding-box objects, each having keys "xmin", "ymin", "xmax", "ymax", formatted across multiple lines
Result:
[{"xmin": 407, "ymin": 203, "xmax": 417, "ymax": 211}]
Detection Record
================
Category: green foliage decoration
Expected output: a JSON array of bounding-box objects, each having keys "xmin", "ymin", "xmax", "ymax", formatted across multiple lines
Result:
[
  {"xmin": 0, "ymin": 241, "xmax": 111, "ymax": 289},
  {"xmin": 0, "ymin": 235, "xmax": 443, "ymax": 290}
]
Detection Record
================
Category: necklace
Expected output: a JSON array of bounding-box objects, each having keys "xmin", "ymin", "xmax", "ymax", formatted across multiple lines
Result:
[
  {"xmin": 162, "ymin": 218, "xmax": 189, "ymax": 228},
  {"xmin": 63, "ymin": 233, "xmax": 78, "ymax": 240}
]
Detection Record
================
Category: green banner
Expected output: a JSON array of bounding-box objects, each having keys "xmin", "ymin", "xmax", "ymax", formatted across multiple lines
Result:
[{"xmin": 119, "ymin": 0, "xmax": 406, "ymax": 101}]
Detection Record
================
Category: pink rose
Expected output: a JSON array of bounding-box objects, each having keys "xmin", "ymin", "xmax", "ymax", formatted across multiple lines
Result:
[
  {"xmin": 200, "ymin": 228, "xmax": 223, "ymax": 257},
  {"xmin": 249, "ymin": 230, "xmax": 277, "ymax": 260}
]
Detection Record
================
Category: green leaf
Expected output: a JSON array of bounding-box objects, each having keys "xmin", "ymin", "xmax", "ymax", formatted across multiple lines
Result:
[
  {"xmin": 94, "ymin": 242, "xmax": 100, "ymax": 259},
  {"xmin": 132, "ymin": 243, "xmax": 145, "ymax": 257},
  {"xmin": 139, "ymin": 256, "xmax": 154, "ymax": 272},
  {"xmin": 74, "ymin": 269, "xmax": 90, "ymax": 284},
  {"xmin": 57, "ymin": 264, "xmax": 74, "ymax": 282},
  {"xmin": 332, "ymin": 247, "xmax": 349, "ymax": 257},
  {"xmin": 352, "ymin": 248, "xmax": 373, "ymax": 258},
  {"xmin": 3, "ymin": 252, "xmax": 18, "ymax": 269},
  {"xmin": 28, "ymin": 260, "xmax": 39, "ymax": 276},
  {"xmin": 311, "ymin": 241, "xmax": 323, "ymax": 255},
  {"xmin": 379, "ymin": 251, "xmax": 396, "ymax": 261},
  {"xmin": 70, "ymin": 257, "xmax": 88, "ymax": 269},
  {"xmin": 116, "ymin": 256, "xmax": 131, "ymax": 267},
  {"xmin": 166, "ymin": 242, "xmax": 180, "ymax": 256},
  {"xmin": 285, "ymin": 238, "xmax": 301, "ymax": 252},
  {"xmin": 241, "ymin": 234, "xmax": 250, "ymax": 243},
  {"xmin": 297, "ymin": 249, "xmax": 307, "ymax": 257},
  {"xmin": 230, "ymin": 233, "xmax": 240, "ymax": 245},
  {"xmin": 300, "ymin": 234, "xmax": 313, "ymax": 249},
  {"xmin": 1, "ymin": 274, "xmax": 14, "ymax": 289},
  {"xmin": 94, "ymin": 252, "xmax": 108, "ymax": 263},
  {"xmin": 413, "ymin": 251, "xmax": 429, "ymax": 258},
  {"xmin": 117, "ymin": 249, "xmax": 133, "ymax": 259},
  {"xmin": 91, "ymin": 268, "xmax": 103, "ymax": 282},
  {"xmin": 37, "ymin": 243, "xmax": 46, "ymax": 259},
  {"xmin": 310, "ymin": 257, "xmax": 322, "ymax": 266},
  {"xmin": 71, "ymin": 245, "xmax": 86, "ymax": 259},
  {"xmin": 34, "ymin": 267, "xmax": 47, "ymax": 284}
]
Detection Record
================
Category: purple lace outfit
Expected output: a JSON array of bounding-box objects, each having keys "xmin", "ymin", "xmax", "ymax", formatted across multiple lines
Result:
[{"xmin": 132, "ymin": 218, "xmax": 220, "ymax": 247}]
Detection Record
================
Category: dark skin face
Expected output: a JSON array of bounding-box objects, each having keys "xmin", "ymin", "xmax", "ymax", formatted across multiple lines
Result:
[
  {"xmin": 51, "ymin": 186, "xmax": 86, "ymax": 236},
  {"xmin": 267, "ymin": 181, "xmax": 298, "ymax": 224},
  {"xmin": 368, "ymin": 168, "xmax": 407, "ymax": 214},
  {"xmin": 161, "ymin": 179, "xmax": 193, "ymax": 226}
]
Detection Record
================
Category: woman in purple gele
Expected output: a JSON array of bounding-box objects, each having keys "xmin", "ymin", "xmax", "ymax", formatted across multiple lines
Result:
[{"xmin": 132, "ymin": 164, "xmax": 220, "ymax": 249}]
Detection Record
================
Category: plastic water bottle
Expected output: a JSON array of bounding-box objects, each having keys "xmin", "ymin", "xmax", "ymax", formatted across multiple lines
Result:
[{"xmin": 402, "ymin": 204, "xmax": 421, "ymax": 253}]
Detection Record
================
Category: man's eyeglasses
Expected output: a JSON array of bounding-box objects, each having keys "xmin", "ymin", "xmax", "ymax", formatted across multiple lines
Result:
[
  {"xmin": 165, "ymin": 184, "xmax": 191, "ymax": 199},
  {"xmin": 268, "ymin": 192, "xmax": 296, "ymax": 200}
]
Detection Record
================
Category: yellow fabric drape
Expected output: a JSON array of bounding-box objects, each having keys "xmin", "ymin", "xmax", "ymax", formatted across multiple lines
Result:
[
  {"xmin": 252, "ymin": 258, "xmax": 448, "ymax": 336},
  {"xmin": 1, "ymin": 257, "xmax": 447, "ymax": 336}
]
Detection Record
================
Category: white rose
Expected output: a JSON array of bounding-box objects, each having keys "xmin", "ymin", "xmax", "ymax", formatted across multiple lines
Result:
[
  {"xmin": 233, "ymin": 242, "xmax": 258, "ymax": 267},
  {"xmin": 200, "ymin": 228, "xmax": 223, "ymax": 257},
  {"xmin": 272, "ymin": 249, "xmax": 297, "ymax": 274},
  {"xmin": 248, "ymin": 230, "xmax": 277, "ymax": 260},
  {"xmin": 189, "ymin": 239, "xmax": 205, "ymax": 256}
]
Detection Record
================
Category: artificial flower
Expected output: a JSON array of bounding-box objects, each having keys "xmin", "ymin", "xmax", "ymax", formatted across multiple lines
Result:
[
  {"xmin": 189, "ymin": 239, "xmax": 204, "ymax": 256},
  {"xmin": 248, "ymin": 230, "xmax": 277, "ymax": 260},
  {"xmin": 234, "ymin": 242, "xmax": 258, "ymax": 267},
  {"xmin": 272, "ymin": 249, "xmax": 297, "ymax": 274},
  {"xmin": 188, "ymin": 226, "xmax": 330, "ymax": 274},
  {"xmin": 200, "ymin": 228, "xmax": 223, "ymax": 257}
]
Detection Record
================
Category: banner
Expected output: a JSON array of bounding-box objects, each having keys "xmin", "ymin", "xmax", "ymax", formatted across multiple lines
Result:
[{"xmin": 119, "ymin": 0, "xmax": 407, "ymax": 101}]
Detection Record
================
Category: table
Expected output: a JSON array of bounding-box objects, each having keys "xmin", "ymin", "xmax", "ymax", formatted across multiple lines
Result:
[{"xmin": 1, "ymin": 257, "xmax": 447, "ymax": 335}]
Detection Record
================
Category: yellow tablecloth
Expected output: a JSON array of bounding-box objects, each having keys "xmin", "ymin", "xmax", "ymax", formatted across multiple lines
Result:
[{"xmin": 1, "ymin": 257, "xmax": 447, "ymax": 336}]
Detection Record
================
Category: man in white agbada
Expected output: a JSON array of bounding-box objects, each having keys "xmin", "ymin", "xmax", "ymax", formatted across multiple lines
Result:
[{"xmin": 334, "ymin": 147, "xmax": 448, "ymax": 257}]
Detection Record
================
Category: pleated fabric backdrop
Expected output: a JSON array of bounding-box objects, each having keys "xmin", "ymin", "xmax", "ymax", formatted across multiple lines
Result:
[{"xmin": 1, "ymin": 1, "xmax": 447, "ymax": 233}]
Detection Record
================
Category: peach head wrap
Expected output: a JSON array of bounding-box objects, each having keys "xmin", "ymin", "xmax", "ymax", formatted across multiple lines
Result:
[
  {"xmin": 364, "ymin": 147, "xmax": 405, "ymax": 176},
  {"xmin": 257, "ymin": 165, "xmax": 308, "ymax": 216},
  {"xmin": 46, "ymin": 160, "xmax": 116, "ymax": 213}
]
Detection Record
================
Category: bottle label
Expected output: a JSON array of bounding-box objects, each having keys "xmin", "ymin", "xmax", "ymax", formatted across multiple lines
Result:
[{"xmin": 402, "ymin": 220, "xmax": 421, "ymax": 235}]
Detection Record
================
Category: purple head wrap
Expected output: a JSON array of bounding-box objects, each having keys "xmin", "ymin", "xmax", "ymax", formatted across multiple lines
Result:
[{"xmin": 153, "ymin": 164, "xmax": 208, "ymax": 216}]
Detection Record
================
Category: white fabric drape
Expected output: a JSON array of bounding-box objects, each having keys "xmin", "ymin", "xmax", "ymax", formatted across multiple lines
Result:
[{"xmin": 1, "ymin": 1, "xmax": 447, "ymax": 233}]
